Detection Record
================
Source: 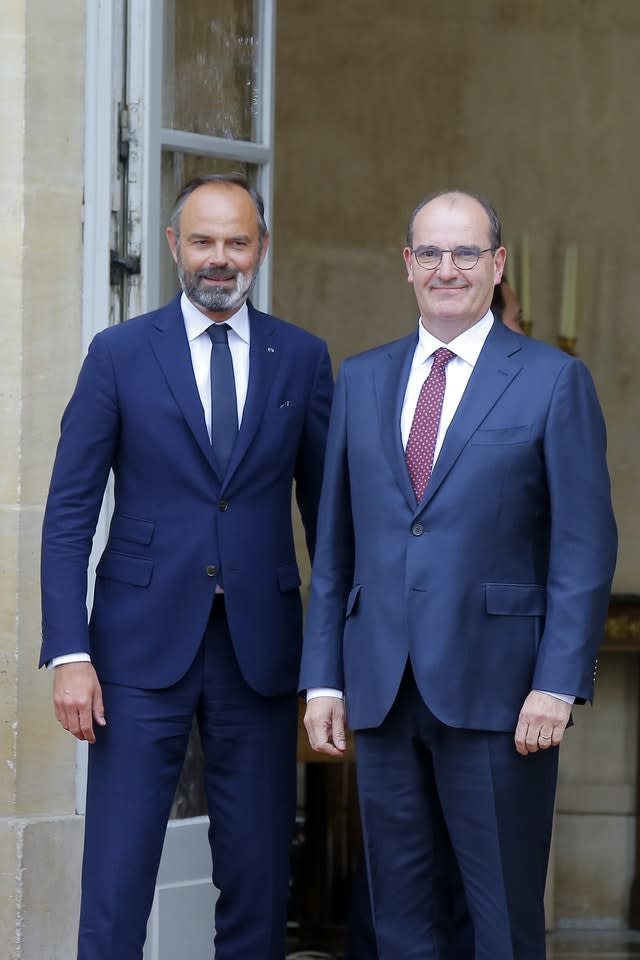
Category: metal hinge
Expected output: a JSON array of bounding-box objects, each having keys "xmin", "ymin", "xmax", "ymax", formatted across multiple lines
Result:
[
  {"xmin": 118, "ymin": 103, "xmax": 130, "ymax": 164},
  {"xmin": 110, "ymin": 250, "xmax": 141, "ymax": 285}
]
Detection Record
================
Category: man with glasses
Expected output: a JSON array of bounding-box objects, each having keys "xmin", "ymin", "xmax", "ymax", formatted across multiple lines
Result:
[{"xmin": 300, "ymin": 190, "xmax": 616, "ymax": 958}]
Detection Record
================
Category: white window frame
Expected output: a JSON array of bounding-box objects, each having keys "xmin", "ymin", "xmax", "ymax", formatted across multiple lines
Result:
[{"xmin": 130, "ymin": 0, "xmax": 276, "ymax": 314}]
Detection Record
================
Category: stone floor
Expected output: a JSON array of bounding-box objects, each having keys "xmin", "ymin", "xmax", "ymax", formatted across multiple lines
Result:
[
  {"xmin": 287, "ymin": 929, "xmax": 640, "ymax": 959},
  {"xmin": 547, "ymin": 929, "xmax": 640, "ymax": 958}
]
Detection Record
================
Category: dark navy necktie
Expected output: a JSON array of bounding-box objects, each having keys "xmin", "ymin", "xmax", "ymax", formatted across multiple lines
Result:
[{"xmin": 207, "ymin": 323, "xmax": 238, "ymax": 476}]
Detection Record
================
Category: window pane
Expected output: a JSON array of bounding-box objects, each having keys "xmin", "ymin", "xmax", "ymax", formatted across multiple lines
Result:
[
  {"xmin": 162, "ymin": 0, "xmax": 259, "ymax": 141},
  {"xmin": 159, "ymin": 151, "xmax": 258, "ymax": 309}
]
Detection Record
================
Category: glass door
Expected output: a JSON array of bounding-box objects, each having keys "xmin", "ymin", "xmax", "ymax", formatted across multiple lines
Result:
[{"xmin": 129, "ymin": 0, "xmax": 275, "ymax": 315}]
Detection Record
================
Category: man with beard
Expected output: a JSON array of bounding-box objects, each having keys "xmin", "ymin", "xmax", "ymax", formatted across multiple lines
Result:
[{"xmin": 40, "ymin": 174, "xmax": 333, "ymax": 960}]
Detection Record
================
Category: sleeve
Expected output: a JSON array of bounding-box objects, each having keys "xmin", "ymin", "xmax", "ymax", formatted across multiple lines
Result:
[
  {"xmin": 39, "ymin": 334, "xmax": 120, "ymax": 665},
  {"xmin": 531, "ymin": 357, "xmax": 617, "ymax": 701},
  {"xmin": 299, "ymin": 363, "xmax": 355, "ymax": 692},
  {"xmin": 294, "ymin": 340, "xmax": 334, "ymax": 562}
]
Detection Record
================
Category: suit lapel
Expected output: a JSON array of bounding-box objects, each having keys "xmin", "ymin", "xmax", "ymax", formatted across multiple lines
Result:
[
  {"xmin": 421, "ymin": 321, "xmax": 524, "ymax": 509},
  {"xmin": 223, "ymin": 303, "xmax": 279, "ymax": 483},
  {"xmin": 149, "ymin": 297, "xmax": 215, "ymax": 473},
  {"xmin": 374, "ymin": 332, "xmax": 419, "ymax": 511}
]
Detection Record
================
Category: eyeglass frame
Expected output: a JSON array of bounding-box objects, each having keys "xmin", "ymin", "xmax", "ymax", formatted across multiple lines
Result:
[{"xmin": 411, "ymin": 245, "xmax": 497, "ymax": 271}]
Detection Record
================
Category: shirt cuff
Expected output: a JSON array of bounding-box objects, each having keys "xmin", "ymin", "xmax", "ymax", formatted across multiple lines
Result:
[
  {"xmin": 535, "ymin": 689, "xmax": 575, "ymax": 705},
  {"xmin": 306, "ymin": 687, "xmax": 344, "ymax": 701},
  {"xmin": 48, "ymin": 653, "xmax": 92, "ymax": 670}
]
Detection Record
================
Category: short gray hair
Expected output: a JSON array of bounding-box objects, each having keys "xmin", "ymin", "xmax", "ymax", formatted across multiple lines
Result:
[{"xmin": 170, "ymin": 172, "xmax": 268, "ymax": 251}]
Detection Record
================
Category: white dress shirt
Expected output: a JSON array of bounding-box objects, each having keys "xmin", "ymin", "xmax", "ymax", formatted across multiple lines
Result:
[
  {"xmin": 308, "ymin": 312, "xmax": 574, "ymax": 705},
  {"xmin": 50, "ymin": 294, "xmax": 251, "ymax": 668},
  {"xmin": 400, "ymin": 311, "xmax": 493, "ymax": 452},
  {"xmin": 181, "ymin": 293, "xmax": 250, "ymax": 437}
]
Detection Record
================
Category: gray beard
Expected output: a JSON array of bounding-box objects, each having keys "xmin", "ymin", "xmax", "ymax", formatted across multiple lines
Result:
[{"xmin": 179, "ymin": 263, "xmax": 256, "ymax": 314}]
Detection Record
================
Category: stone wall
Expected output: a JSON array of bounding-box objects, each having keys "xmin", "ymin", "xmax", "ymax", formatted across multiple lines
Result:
[{"xmin": 0, "ymin": 2, "xmax": 85, "ymax": 957}]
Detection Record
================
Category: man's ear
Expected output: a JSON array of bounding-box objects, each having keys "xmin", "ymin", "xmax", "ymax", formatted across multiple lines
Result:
[
  {"xmin": 403, "ymin": 246, "xmax": 414, "ymax": 282},
  {"xmin": 494, "ymin": 246, "xmax": 507, "ymax": 283},
  {"xmin": 166, "ymin": 227, "xmax": 179, "ymax": 264}
]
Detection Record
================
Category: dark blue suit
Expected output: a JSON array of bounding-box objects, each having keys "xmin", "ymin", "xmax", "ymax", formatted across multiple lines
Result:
[
  {"xmin": 300, "ymin": 319, "xmax": 617, "ymax": 959},
  {"xmin": 41, "ymin": 296, "xmax": 333, "ymax": 959}
]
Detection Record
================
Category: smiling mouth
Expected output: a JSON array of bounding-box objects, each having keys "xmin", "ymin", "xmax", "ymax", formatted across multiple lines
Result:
[{"xmin": 201, "ymin": 274, "xmax": 236, "ymax": 284}]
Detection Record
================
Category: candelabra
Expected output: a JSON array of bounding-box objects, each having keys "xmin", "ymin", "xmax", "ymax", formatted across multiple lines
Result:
[{"xmin": 557, "ymin": 336, "xmax": 577, "ymax": 355}]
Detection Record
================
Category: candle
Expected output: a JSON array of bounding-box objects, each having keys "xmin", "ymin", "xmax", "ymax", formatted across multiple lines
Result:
[
  {"xmin": 519, "ymin": 234, "xmax": 530, "ymax": 324},
  {"xmin": 560, "ymin": 245, "xmax": 578, "ymax": 340}
]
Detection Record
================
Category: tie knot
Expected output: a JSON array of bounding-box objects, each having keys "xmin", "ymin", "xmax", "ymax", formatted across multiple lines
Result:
[
  {"xmin": 208, "ymin": 323, "xmax": 230, "ymax": 345},
  {"xmin": 431, "ymin": 347, "xmax": 456, "ymax": 370}
]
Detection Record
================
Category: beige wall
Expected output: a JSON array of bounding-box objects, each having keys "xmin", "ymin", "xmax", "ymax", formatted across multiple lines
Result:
[
  {"xmin": 1, "ymin": 1, "xmax": 85, "ymax": 957},
  {"xmin": 274, "ymin": 0, "xmax": 640, "ymax": 928}
]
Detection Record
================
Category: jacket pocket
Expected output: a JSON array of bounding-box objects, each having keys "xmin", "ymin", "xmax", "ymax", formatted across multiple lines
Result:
[
  {"xmin": 485, "ymin": 582, "xmax": 546, "ymax": 616},
  {"xmin": 109, "ymin": 513, "xmax": 155, "ymax": 545},
  {"xmin": 96, "ymin": 550, "xmax": 153, "ymax": 587},
  {"xmin": 471, "ymin": 425, "xmax": 532, "ymax": 445},
  {"xmin": 277, "ymin": 562, "xmax": 302, "ymax": 592}
]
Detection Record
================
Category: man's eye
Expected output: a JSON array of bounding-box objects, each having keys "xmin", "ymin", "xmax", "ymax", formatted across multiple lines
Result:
[
  {"xmin": 420, "ymin": 247, "xmax": 440, "ymax": 259},
  {"xmin": 455, "ymin": 247, "xmax": 480, "ymax": 260}
]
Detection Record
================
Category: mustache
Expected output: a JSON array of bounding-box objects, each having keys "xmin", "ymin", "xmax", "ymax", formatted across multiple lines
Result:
[{"xmin": 195, "ymin": 268, "xmax": 240, "ymax": 282}]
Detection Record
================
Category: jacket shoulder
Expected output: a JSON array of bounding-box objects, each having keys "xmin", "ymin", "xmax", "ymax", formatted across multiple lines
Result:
[
  {"xmin": 250, "ymin": 304, "xmax": 329, "ymax": 352},
  {"xmin": 341, "ymin": 332, "xmax": 417, "ymax": 370},
  {"xmin": 502, "ymin": 327, "xmax": 589, "ymax": 378},
  {"xmin": 92, "ymin": 299, "xmax": 179, "ymax": 345}
]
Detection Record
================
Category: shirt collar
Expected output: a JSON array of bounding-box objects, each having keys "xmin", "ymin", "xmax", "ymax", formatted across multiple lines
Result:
[
  {"xmin": 415, "ymin": 310, "xmax": 494, "ymax": 368},
  {"xmin": 180, "ymin": 292, "xmax": 250, "ymax": 344}
]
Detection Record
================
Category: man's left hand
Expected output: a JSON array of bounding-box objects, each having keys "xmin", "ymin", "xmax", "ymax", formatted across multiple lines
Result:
[
  {"xmin": 304, "ymin": 696, "xmax": 347, "ymax": 756},
  {"xmin": 514, "ymin": 691, "xmax": 572, "ymax": 756}
]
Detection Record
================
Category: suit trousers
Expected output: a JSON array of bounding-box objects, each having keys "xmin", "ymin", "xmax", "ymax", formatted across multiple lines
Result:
[
  {"xmin": 355, "ymin": 664, "xmax": 558, "ymax": 960},
  {"xmin": 345, "ymin": 806, "xmax": 474, "ymax": 960},
  {"xmin": 77, "ymin": 595, "xmax": 298, "ymax": 960}
]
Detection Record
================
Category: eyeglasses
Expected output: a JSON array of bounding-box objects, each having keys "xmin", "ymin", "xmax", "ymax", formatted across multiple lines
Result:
[{"xmin": 412, "ymin": 246, "xmax": 496, "ymax": 270}]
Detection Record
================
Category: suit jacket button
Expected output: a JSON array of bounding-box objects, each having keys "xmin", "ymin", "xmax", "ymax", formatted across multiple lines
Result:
[
  {"xmin": 218, "ymin": 500, "xmax": 229, "ymax": 512},
  {"xmin": 206, "ymin": 565, "xmax": 218, "ymax": 577},
  {"xmin": 412, "ymin": 523, "xmax": 424, "ymax": 536}
]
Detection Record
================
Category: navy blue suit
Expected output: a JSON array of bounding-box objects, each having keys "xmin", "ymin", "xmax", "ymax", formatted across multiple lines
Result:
[
  {"xmin": 41, "ymin": 296, "xmax": 333, "ymax": 959},
  {"xmin": 300, "ymin": 319, "xmax": 617, "ymax": 959}
]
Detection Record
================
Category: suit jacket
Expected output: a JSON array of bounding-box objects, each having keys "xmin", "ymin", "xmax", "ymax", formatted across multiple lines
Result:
[
  {"xmin": 299, "ymin": 320, "xmax": 617, "ymax": 731},
  {"xmin": 40, "ymin": 296, "xmax": 333, "ymax": 695}
]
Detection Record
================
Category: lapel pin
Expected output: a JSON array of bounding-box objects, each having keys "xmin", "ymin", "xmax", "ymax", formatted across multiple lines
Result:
[{"xmin": 267, "ymin": 346, "xmax": 275, "ymax": 353}]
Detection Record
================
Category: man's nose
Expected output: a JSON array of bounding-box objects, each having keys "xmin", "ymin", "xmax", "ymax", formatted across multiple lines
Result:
[
  {"xmin": 437, "ymin": 251, "xmax": 458, "ymax": 279},
  {"xmin": 207, "ymin": 243, "xmax": 228, "ymax": 265}
]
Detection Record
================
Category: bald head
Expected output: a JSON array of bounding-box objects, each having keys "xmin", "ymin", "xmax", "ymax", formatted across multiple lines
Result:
[{"xmin": 407, "ymin": 190, "xmax": 501, "ymax": 250}]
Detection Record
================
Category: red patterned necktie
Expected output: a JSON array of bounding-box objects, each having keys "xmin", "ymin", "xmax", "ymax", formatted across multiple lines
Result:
[{"xmin": 405, "ymin": 347, "xmax": 456, "ymax": 502}]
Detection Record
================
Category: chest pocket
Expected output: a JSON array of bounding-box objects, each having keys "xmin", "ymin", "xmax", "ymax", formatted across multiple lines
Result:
[{"xmin": 471, "ymin": 425, "xmax": 532, "ymax": 445}]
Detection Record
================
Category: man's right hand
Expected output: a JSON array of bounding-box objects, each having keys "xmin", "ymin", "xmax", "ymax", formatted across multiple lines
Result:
[
  {"xmin": 304, "ymin": 696, "xmax": 347, "ymax": 756},
  {"xmin": 53, "ymin": 662, "xmax": 106, "ymax": 743}
]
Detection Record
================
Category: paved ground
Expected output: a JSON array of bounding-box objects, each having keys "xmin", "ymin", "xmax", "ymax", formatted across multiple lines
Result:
[
  {"xmin": 548, "ymin": 929, "xmax": 640, "ymax": 958},
  {"xmin": 287, "ymin": 929, "xmax": 640, "ymax": 959}
]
